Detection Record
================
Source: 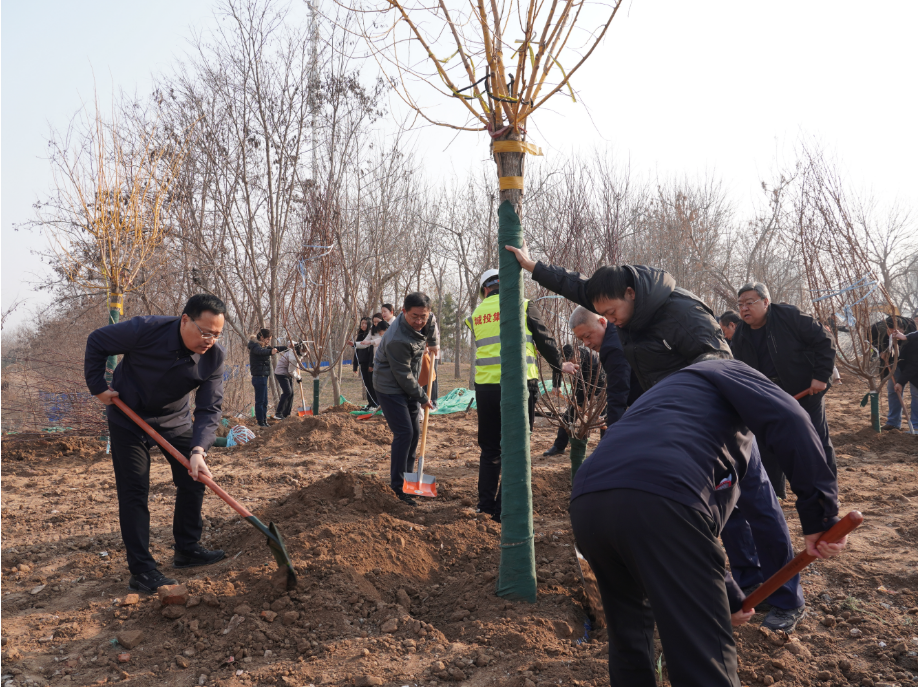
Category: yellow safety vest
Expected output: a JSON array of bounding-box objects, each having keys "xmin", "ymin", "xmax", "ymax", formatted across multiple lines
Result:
[{"xmin": 465, "ymin": 294, "xmax": 539, "ymax": 385}]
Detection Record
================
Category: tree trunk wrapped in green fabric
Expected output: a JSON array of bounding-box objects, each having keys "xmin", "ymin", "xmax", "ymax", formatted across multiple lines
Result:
[
  {"xmin": 569, "ymin": 436, "xmax": 589, "ymax": 483},
  {"xmin": 496, "ymin": 200, "xmax": 537, "ymax": 603}
]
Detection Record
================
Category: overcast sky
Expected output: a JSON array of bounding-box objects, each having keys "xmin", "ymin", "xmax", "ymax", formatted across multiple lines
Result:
[{"xmin": 3, "ymin": 0, "xmax": 916, "ymax": 328}]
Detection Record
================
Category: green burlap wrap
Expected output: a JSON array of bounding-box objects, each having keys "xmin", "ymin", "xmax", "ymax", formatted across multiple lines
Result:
[
  {"xmin": 495, "ymin": 201, "xmax": 537, "ymax": 602},
  {"xmin": 313, "ymin": 378, "xmax": 321, "ymax": 416},
  {"xmin": 569, "ymin": 436, "xmax": 589, "ymax": 484}
]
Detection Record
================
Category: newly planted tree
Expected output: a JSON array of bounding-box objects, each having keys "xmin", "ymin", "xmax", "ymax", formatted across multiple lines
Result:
[{"xmin": 338, "ymin": 0, "xmax": 625, "ymax": 599}]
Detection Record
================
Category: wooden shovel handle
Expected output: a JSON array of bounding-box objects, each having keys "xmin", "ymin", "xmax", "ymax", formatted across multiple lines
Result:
[
  {"xmin": 111, "ymin": 397, "xmax": 254, "ymax": 520},
  {"xmin": 793, "ymin": 389, "xmax": 811, "ymax": 400},
  {"xmin": 742, "ymin": 511, "xmax": 863, "ymax": 612},
  {"xmin": 417, "ymin": 355, "xmax": 436, "ymax": 459}
]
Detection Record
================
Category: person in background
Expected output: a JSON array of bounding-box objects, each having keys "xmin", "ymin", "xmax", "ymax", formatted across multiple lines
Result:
[
  {"xmin": 890, "ymin": 327, "xmax": 918, "ymax": 434},
  {"xmin": 381, "ymin": 303, "xmax": 396, "ymax": 325},
  {"xmin": 874, "ymin": 315, "xmax": 918, "ymax": 431},
  {"xmin": 84, "ymin": 294, "xmax": 228, "ymax": 592},
  {"xmin": 248, "ymin": 329, "xmax": 287, "ymax": 427},
  {"xmin": 273, "ymin": 342, "xmax": 304, "ymax": 420},
  {"xmin": 351, "ymin": 317, "xmax": 377, "ymax": 410},
  {"xmin": 730, "ymin": 282, "xmax": 837, "ymax": 492},
  {"xmin": 719, "ymin": 310, "xmax": 742, "ymax": 342},
  {"xmin": 373, "ymin": 293, "xmax": 439, "ymax": 505},
  {"xmin": 543, "ymin": 342, "xmax": 605, "ymax": 457}
]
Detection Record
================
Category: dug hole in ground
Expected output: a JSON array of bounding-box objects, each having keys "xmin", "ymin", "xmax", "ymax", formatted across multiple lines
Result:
[{"xmin": 2, "ymin": 379, "xmax": 917, "ymax": 687}]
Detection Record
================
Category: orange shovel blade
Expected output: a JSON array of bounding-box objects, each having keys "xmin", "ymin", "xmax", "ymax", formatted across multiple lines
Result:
[{"xmin": 402, "ymin": 474, "xmax": 437, "ymax": 498}]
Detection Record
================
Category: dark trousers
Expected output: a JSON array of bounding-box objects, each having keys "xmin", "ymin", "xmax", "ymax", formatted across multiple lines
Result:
[
  {"xmin": 360, "ymin": 363, "xmax": 378, "ymax": 407},
  {"xmin": 109, "ymin": 422, "xmax": 205, "ymax": 575},
  {"xmin": 571, "ymin": 489, "xmax": 740, "ymax": 687},
  {"xmin": 721, "ymin": 445, "xmax": 803, "ymax": 610},
  {"xmin": 252, "ymin": 376, "xmax": 269, "ymax": 424},
  {"xmin": 760, "ymin": 390, "xmax": 836, "ymax": 498},
  {"xmin": 552, "ymin": 390, "xmax": 586, "ymax": 451},
  {"xmin": 275, "ymin": 374, "xmax": 294, "ymax": 418},
  {"xmin": 431, "ymin": 359, "xmax": 439, "ymax": 403},
  {"xmin": 376, "ymin": 391, "xmax": 420, "ymax": 496},
  {"xmin": 475, "ymin": 382, "xmax": 536, "ymax": 516}
]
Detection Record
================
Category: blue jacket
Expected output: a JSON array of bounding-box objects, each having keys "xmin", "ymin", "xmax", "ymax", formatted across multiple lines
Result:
[
  {"xmin": 599, "ymin": 322, "xmax": 640, "ymax": 425},
  {"xmin": 84, "ymin": 316, "xmax": 225, "ymax": 449},
  {"xmin": 572, "ymin": 359, "xmax": 839, "ymax": 537}
]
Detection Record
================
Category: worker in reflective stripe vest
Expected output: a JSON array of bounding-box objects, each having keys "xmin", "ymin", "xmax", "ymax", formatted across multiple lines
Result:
[{"xmin": 465, "ymin": 269, "xmax": 568, "ymax": 522}]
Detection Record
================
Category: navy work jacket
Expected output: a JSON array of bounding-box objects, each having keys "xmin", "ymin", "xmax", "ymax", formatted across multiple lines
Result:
[{"xmin": 84, "ymin": 316, "xmax": 225, "ymax": 449}]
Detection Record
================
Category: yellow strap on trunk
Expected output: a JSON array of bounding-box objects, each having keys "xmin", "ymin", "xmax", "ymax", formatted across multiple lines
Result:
[
  {"xmin": 492, "ymin": 140, "xmax": 543, "ymax": 156},
  {"xmin": 499, "ymin": 176, "xmax": 524, "ymax": 191}
]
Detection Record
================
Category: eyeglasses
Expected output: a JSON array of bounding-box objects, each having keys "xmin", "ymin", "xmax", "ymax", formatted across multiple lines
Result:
[
  {"xmin": 737, "ymin": 298, "xmax": 764, "ymax": 310},
  {"xmin": 190, "ymin": 319, "xmax": 222, "ymax": 341}
]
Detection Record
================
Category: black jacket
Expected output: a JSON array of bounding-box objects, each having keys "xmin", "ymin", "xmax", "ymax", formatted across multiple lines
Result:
[
  {"xmin": 84, "ymin": 316, "xmax": 225, "ymax": 450},
  {"xmin": 894, "ymin": 331, "xmax": 918, "ymax": 387},
  {"xmin": 353, "ymin": 329, "xmax": 373, "ymax": 368},
  {"xmin": 532, "ymin": 262, "xmax": 732, "ymax": 390},
  {"xmin": 598, "ymin": 323, "xmax": 637, "ymax": 425},
  {"xmin": 248, "ymin": 336, "xmax": 287, "ymax": 378},
  {"xmin": 731, "ymin": 303, "xmax": 836, "ymax": 395}
]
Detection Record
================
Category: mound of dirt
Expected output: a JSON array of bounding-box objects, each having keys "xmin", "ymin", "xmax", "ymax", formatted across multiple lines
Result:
[
  {"xmin": 0, "ymin": 435, "xmax": 105, "ymax": 462},
  {"xmin": 235, "ymin": 413, "xmax": 392, "ymax": 454}
]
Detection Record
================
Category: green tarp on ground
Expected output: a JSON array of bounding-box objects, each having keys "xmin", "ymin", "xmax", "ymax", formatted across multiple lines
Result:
[{"xmin": 346, "ymin": 383, "xmax": 567, "ymax": 417}]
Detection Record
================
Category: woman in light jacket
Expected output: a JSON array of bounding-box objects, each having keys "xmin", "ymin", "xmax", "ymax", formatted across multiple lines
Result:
[{"xmin": 272, "ymin": 343, "xmax": 303, "ymax": 420}]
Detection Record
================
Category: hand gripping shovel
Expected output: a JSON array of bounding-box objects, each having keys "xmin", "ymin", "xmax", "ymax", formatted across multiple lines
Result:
[
  {"xmin": 112, "ymin": 397, "xmax": 298, "ymax": 589},
  {"xmin": 403, "ymin": 353, "xmax": 437, "ymax": 498},
  {"xmin": 742, "ymin": 511, "xmax": 863, "ymax": 613}
]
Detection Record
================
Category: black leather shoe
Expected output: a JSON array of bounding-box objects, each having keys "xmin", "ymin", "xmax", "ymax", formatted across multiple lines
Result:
[
  {"xmin": 543, "ymin": 446, "xmax": 565, "ymax": 457},
  {"xmin": 173, "ymin": 545, "xmax": 226, "ymax": 569},
  {"xmin": 129, "ymin": 569, "xmax": 177, "ymax": 593},
  {"xmin": 398, "ymin": 494, "xmax": 419, "ymax": 507}
]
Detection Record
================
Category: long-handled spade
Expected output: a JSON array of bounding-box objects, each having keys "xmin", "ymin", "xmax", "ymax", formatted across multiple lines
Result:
[
  {"xmin": 402, "ymin": 353, "xmax": 437, "ymax": 498},
  {"xmin": 112, "ymin": 397, "xmax": 298, "ymax": 589}
]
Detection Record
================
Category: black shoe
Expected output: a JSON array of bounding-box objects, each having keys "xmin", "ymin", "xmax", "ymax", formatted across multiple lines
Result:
[
  {"xmin": 129, "ymin": 569, "xmax": 177, "ymax": 593},
  {"xmin": 542, "ymin": 446, "xmax": 565, "ymax": 457},
  {"xmin": 258, "ymin": 422, "xmax": 270, "ymax": 427},
  {"xmin": 173, "ymin": 545, "xmax": 226, "ymax": 569},
  {"xmin": 761, "ymin": 605, "xmax": 806, "ymax": 632},
  {"xmin": 398, "ymin": 494, "xmax": 419, "ymax": 507}
]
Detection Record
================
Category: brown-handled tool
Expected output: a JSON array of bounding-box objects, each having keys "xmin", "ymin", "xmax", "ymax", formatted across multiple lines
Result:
[
  {"xmin": 742, "ymin": 511, "xmax": 863, "ymax": 613},
  {"xmin": 402, "ymin": 353, "xmax": 437, "ymax": 498},
  {"xmin": 112, "ymin": 397, "xmax": 298, "ymax": 589},
  {"xmin": 793, "ymin": 389, "xmax": 812, "ymax": 400}
]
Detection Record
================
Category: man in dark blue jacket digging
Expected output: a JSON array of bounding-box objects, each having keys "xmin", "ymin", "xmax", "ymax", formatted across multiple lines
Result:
[
  {"xmin": 570, "ymin": 358, "xmax": 845, "ymax": 687},
  {"xmin": 84, "ymin": 294, "xmax": 228, "ymax": 592}
]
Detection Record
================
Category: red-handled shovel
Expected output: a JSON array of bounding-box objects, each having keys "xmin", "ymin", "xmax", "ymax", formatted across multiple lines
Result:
[
  {"xmin": 742, "ymin": 511, "xmax": 863, "ymax": 613},
  {"xmin": 112, "ymin": 397, "xmax": 297, "ymax": 589}
]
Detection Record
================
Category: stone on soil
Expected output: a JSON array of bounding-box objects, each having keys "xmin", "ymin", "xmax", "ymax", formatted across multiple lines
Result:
[
  {"xmin": 158, "ymin": 584, "xmax": 189, "ymax": 606},
  {"xmin": 116, "ymin": 630, "xmax": 145, "ymax": 650}
]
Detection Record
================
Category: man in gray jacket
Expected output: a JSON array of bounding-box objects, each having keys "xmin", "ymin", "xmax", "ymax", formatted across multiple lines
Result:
[{"xmin": 373, "ymin": 292, "xmax": 439, "ymax": 505}]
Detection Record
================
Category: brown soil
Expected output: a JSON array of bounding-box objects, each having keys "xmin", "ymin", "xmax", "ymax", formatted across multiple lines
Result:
[{"xmin": 1, "ymin": 380, "xmax": 917, "ymax": 687}]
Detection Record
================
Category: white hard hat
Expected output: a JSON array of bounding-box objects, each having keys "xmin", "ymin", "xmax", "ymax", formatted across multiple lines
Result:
[{"xmin": 480, "ymin": 269, "xmax": 500, "ymax": 293}]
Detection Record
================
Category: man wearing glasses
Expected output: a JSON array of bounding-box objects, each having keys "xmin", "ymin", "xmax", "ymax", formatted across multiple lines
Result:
[
  {"xmin": 84, "ymin": 294, "xmax": 228, "ymax": 592},
  {"xmin": 730, "ymin": 282, "xmax": 837, "ymax": 487}
]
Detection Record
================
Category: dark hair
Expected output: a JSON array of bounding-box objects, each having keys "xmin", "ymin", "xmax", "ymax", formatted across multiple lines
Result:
[
  {"xmin": 372, "ymin": 312, "xmax": 384, "ymax": 321},
  {"xmin": 294, "ymin": 343, "xmax": 306, "ymax": 356},
  {"xmin": 403, "ymin": 292, "xmax": 431, "ymax": 311},
  {"xmin": 258, "ymin": 328, "xmax": 271, "ymax": 340},
  {"xmin": 381, "ymin": 303, "xmax": 395, "ymax": 313},
  {"xmin": 584, "ymin": 266, "xmax": 635, "ymax": 303},
  {"xmin": 183, "ymin": 294, "xmax": 226, "ymax": 319},
  {"xmin": 376, "ymin": 320, "xmax": 390, "ymax": 332},
  {"xmin": 356, "ymin": 317, "xmax": 371, "ymax": 341},
  {"xmin": 562, "ymin": 343, "xmax": 575, "ymax": 359},
  {"xmin": 720, "ymin": 310, "xmax": 742, "ymax": 326}
]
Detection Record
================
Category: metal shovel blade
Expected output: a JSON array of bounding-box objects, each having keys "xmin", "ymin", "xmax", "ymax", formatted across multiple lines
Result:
[
  {"xmin": 575, "ymin": 546, "xmax": 605, "ymax": 628},
  {"xmin": 402, "ymin": 472, "xmax": 437, "ymax": 498},
  {"xmin": 246, "ymin": 516, "xmax": 298, "ymax": 589}
]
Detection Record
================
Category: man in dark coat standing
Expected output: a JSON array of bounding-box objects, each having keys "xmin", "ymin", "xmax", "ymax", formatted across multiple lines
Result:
[
  {"xmin": 730, "ymin": 282, "xmax": 838, "ymax": 487},
  {"xmin": 84, "ymin": 294, "xmax": 228, "ymax": 592}
]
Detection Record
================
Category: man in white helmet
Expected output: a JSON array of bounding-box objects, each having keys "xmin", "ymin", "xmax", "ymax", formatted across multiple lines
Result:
[{"xmin": 465, "ymin": 269, "xmax": 569, "ymax": 522}]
